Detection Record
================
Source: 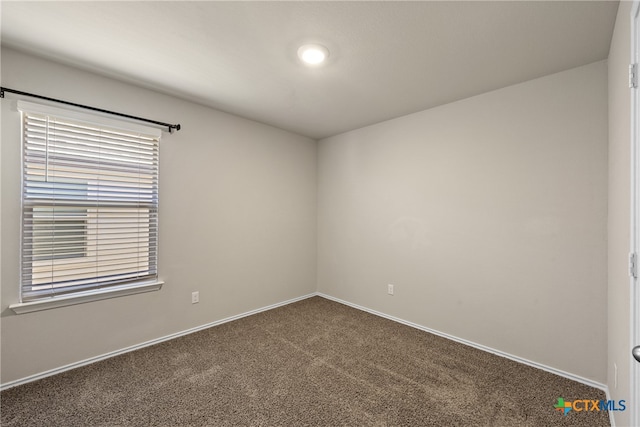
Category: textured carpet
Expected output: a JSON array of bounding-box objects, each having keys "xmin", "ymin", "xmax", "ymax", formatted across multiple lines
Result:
[{"xmin": 1, "ymin": 296, "xmax": 609, "ymax": 426}]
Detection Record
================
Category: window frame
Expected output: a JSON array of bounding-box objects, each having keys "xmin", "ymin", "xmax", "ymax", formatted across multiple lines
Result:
[{"xmin": 10, "ymin": 101, "xmax": 163, "ymax": 314}]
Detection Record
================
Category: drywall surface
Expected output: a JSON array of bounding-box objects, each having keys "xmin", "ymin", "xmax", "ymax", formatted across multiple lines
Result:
[
  {"xmin": 317, "ymin": 61, "xmax": 608, "ymax": 383},
  {"xmin": 0, "ymin": 47, "xmax": 317, "ymax": 384},
  {"xmin": 608, "ymin": 2, "xmax": 632, "ymax": 426}
]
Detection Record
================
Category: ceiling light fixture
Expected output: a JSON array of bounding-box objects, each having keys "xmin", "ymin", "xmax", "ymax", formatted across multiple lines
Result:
[{"xmin": 297, "ymin": 44, "xmax": 329, "ymax": 66}]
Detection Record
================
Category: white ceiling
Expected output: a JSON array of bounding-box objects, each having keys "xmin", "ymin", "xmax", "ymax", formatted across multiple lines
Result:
[{"xmin": 1, "ymin": 1, "xmax": 619, "ymax": 140}]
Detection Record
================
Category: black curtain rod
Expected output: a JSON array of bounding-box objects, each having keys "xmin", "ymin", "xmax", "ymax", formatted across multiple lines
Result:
[{"xmin": 0, "ymin": 87, "xmax": 181, "ymax": 133}]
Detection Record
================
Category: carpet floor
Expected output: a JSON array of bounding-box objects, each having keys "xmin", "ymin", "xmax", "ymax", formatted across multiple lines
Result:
[{"xmin": 1, "ymin": 296, "xmax": 609, "ymax": 426}]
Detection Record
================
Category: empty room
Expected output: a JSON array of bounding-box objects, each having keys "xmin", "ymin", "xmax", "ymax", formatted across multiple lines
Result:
[{"xmin": 0, "ymin": 1, "xmax": 638, "ymax": 426}]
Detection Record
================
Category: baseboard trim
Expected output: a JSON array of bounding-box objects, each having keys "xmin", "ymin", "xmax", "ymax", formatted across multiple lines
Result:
[
  {"xmin": 2, "ymin": 291, "xmax": 610, "ymax": 402},
  {"xmin": 604, "ymin": 386, "xmax": 616, "ymax": 427},
  {"xmin": 0, "ymin": 292, "xmax": 318, "ymax": 391},
  {"xmin": 317, "ymin": 293, "xmax": 608, "ymax": 394}
]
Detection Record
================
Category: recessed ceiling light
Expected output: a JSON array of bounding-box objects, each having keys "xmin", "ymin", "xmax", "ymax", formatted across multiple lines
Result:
[{"xmin": 297, "ymin": 44, "xmax": 329, "ymax": 66}]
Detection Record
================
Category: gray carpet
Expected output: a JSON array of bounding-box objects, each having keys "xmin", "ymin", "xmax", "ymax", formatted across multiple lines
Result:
[{"xmin": 1, "ymin": 296, "xmax": 610, "ymax": 426}]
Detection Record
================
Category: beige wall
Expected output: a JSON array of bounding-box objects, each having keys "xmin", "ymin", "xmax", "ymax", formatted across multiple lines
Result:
[
  {"xmin": 0, "ymin": 48, "xmax": 317, "ymax": 383},
  {"xmin": 317, "ymin": 61, "xmax": 609, "ymax": 383},
  {"xmin": 608, "ymin": 2, "xmax": 632, "ymax": 426}
]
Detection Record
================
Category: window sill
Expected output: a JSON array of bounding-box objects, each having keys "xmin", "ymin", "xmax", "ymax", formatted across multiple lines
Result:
[{"xmin": 9, "ymin": 281, "xmax": 164, "ymax": 315}]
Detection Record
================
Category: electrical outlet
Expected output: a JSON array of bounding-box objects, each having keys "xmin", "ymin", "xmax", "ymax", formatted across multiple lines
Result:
[
  {"xmin": 388, "ymin": 284, "xmax": 394, "ymax": 295},
  {"xmin": 191, "ymin": 291, "xmax": 199, "ymax": 304}
]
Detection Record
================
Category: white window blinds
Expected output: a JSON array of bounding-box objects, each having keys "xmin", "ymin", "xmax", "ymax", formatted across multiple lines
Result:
[{"xmin": 19, "ymin": 102, "xmax": 160, "ymax": 302}]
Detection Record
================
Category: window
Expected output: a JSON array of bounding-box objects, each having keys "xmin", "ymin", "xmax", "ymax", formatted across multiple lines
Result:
[{"xmin": 18, "ymin": 101, "xmax": 161, "ymax": 305}]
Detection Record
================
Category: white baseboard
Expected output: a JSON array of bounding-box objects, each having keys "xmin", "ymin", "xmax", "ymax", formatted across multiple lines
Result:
[
  {"xmin": 317, "ymin": 292, "xmax": 609, "ymax": 394},
  {"xmin": 2, "ymin": 290, "xmax": 611, "ymax": 409},
  {"xmin": 604, "ymin": 386, "xmax": 616, "ymax": 427},
  {"xmin": 0, "ymin": 292, "xmax": 317, "ymax": 391}
]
